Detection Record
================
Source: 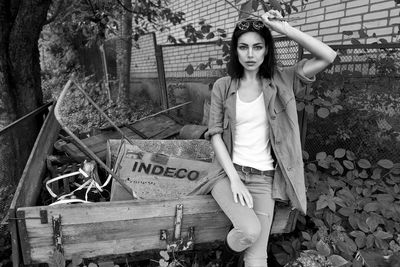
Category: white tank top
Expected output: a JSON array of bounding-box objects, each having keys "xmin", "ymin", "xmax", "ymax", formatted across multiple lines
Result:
[{"xmin": 232, "ymin": 92, "xmax": 275, "ymax": 171}]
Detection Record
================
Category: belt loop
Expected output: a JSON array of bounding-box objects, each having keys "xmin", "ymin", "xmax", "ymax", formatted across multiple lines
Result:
[{"xmin": 241, "ymin": 165, "xmax": 250, "ymax": 175}]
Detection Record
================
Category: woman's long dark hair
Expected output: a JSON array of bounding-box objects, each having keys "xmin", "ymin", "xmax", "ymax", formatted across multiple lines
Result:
[{"xmin": 227, "ymin": 19, "xmax": 276, "ymax": 79}]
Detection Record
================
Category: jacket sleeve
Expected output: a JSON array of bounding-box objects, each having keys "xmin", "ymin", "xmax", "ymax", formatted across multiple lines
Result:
[
  {"xmin": 276, "ymin": 59, "xmax": 316, "ymax": 97},
  {"xmin": 294, "ymin": 58, "xmax": 316, "ymax": 96},
  {"xmin": 204, "ymin": 78, "xmax": 225, "ymax": 140}
]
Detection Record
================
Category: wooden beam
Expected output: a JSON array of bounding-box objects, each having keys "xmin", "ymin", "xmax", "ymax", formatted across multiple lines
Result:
[{"xmin": 9, "ymin": 105, "xmax": 60, "ymax": 267}]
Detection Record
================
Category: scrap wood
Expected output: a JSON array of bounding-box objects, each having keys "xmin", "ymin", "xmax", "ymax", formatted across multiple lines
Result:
[{"xmin": 54, "ymin": 76, "xmax": 138, "ymax": 199}]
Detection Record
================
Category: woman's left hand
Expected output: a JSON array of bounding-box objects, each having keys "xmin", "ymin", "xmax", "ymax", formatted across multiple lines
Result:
[{"xmin": 261, "ymin": 10, "xmax": 289, "ymax": 35}]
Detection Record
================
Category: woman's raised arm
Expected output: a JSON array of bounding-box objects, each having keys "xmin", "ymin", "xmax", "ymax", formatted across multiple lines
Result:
[{"xmin": 261, "ymin": 10, "xmax": 337, "ymax": 78}]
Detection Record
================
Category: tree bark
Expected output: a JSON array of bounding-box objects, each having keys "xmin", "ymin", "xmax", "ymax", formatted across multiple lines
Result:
[
  {"xmin": 0, "ymin": 0, "xmax": 51, "ymax": 185},
  {"xmin": 0, "ymin": 0, "xmax": 18, "ymax": 185},
  {"xmin": 116, "ymin": 0, "xmax": 132, "ymax": 105}
]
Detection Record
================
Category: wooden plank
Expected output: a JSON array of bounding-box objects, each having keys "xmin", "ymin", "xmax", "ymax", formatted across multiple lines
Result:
[
  {"xmin": 22, "ymin": 213, "xmax": 229, "ymax": 246},
  {"xmin": 9, "ymin": 106, "xmax": 60, "ymax": 267},
  {"xmin": 30, "ymin": 229, "xmax": 227, "ymax": 265},
  {"xmin": 21, "ymin": 196, "xmax": 221, "ymax": 226},
  {"xmin": 61, "ymin": 114, "xmax": 182, "ymax": 161},
  {"xmin": 19, "ymin": 196, "xmax": 229, "ymax": 264},
  {"xmin": 61, "ymin": 127, "xmax": 140, "ymax": 161},
  {"xmin": 19, "ymin": 195, "xmax": 296, "ymax": 264},
  {"xmin": 130, "ymin": 114, "xmax": 182, "ymax": 139}
]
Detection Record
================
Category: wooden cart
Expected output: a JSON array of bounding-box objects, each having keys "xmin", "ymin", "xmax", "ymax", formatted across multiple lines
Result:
[{"xmin": 8, "ymin": 106, "xmax": 299, "ymax": 267}]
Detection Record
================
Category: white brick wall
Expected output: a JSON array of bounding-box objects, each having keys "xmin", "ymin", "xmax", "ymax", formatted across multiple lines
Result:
[{"xmin": 131, "ymin": 0, "xmax": 399, "ymax": 75}]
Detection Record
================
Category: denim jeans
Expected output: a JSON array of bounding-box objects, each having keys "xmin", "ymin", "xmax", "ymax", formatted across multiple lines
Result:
[{"xmin": 211, "ymin": 171, "xmax": 275, "ymax": 267}]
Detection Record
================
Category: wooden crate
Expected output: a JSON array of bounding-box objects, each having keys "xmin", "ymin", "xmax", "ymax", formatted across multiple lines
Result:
[{"xmin": 9, "ymin": 109, "xmax": 298, "ymax": 267}]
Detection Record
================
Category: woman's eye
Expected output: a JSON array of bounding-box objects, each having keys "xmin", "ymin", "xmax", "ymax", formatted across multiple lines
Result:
[
  {"xmin": 238, "ymin": 46, "xmax": 248, "ymax": 50},
  {"xmin": 254, "ymin": 46, "xmax": 263, "ymax": 50}
]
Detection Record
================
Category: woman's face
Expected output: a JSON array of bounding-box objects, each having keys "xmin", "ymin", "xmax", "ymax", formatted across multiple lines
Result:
[{"xmin": 236, "ymin": 31, "xmax": 267, "ymax": 73}]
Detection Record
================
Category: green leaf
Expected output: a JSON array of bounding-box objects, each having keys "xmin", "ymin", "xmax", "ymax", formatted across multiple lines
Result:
[
  {"xmin": 316, "ymin": 196, "xmax": 328, "ymax": 210},
  {"xmin": 360, "ymin": 249, "xmax": 388, "ymax": 266},
  {"xmin": 302, "ymin": 231, "xmax": 311, "ymax": 241},
  {"xmin": 343, "ymin": 160, "xmax": 354, "ymax": 170},
  {"xmin": 344, "ymin": 235, "xmax": 358, "ymax": 252},
  {"xmin": 252, "ymin": 0, "xmax": 259, "ymax": 11},
  {"xmin": 296, "ymin": 101, "xmax": 305, "ymax": 111},
  {"xmin": 269, "ymin": 0, "xmax": 282, "ymax": 10},
  {"xmin": 352, "ymin": 258, "xmax": 363, "ymax": 267},
  {"xmin": 240, "ymin": 1, "xmax": 253, "ymax": 19},
  {"xmin": 328, "ymin": 255, "xmax": 348, "ymax": 267},
  {"xmin": 377, "ymin": 159, "xmax": 394, "ymax": 169},
  {"xmin": 363, "ymin": 202, "xmax": 379, "ymax": 212},
  {"xmin": 185, "ymin": 64, "xmax": 194, "ymax": 75},
  {"xmin": 375, "ymin": 237, "xmax": 389, "ymax": 250},
  {"xmin": 216, "ymin": 38, "xmax": 224, "ymax": 46},
  {"xmin": 328, "ymin": 199, "xmax": 336, "ymax": 212},
  {"xmin": 371, "ymin": 168, "xmax": 382, "ymax": 180},
  {"xmin": 307, "ymin": 163, "xmax": 317, "ymax": 172},
  {"xmin": 331, "ymin": 160, "xmax": 344, "ymax": 175},
  {"xmin": 351, "ymin": 38, "xmax": 361, "ymax": 45},
  {"xmin": 316, "ymin": 240, "xmax": 331, "ymax": 256},
  {"xmin": 160, "ymin": 250, "xmax": 170, "ymax": 261},
  {"xmin": 373, "ymin": 230, "xmax": 393, "ymax": 239},
  {"xmin": 366, "ymin": 214, "xmax": 382, "ymax": 232},
  {"xmin": 346, "ymin": 150, "xmax": 357, "ymax": 160},
  {"xmin": 216, "ymin": 59, "xmax": 223, "ymax": 65},
  {"xmin": 333, "ymin": 196, "xmax": 346, "ymax": 207},
  {"xmin": 334, "ymin": 148, "xmax": 346, "ymax": 158},
  {"xmin": 305, "ymin": 104, "xmax": 314, "ymax": 115},
  {"xmin": 338, "ymin": 207, "xmax": 354, "ymax": 216},
  {"xmin": 342, "ymin": 30, "xmax": 353, "ymax": 36},
  {"xmin": 336, "ymin": 240, "xmax": 353, "ymax": 256},
  {"xmin": 350, "ymin": 230, "xmax": 366, "ymax": 238},
  {"xmin": 159, "ymin": 259, "xmax": 168, "ymax": 267},
  {"xmin": 358, "ymin": 159, "xmax": 371, "ymax": 169},
  {"xmin": 359, "ymin": 169, "xmax": 368, "ymax": 179},
  {"xmin": 391, "ymin": 163, "xmax": 400, "ymax": 174},
  {"xmin": 375, "ymin": 193, "xmax": 394, "ymax": 203},
  {"xmin": 316, "ymin": 152, "xmax": 327, "ymax": 161},
  {"xmin": 317, "ymin": 107, "xmax": 330, "ymax": 118},
  {"xmin": 197, "ymin": 63, "xmax": 206, "ymax": 70},
  {"xmin": 201, "ymin": 25, "xmax": 211, "ymax": 34},
  {"xmin": 357, "ymin": 217, "xmax": 370, "ymax": 233},
  {"xmin": 379, "ymin": 38, "xmax": 388, "ymax": 44},
  {"xmin": 206, "ymin": 32, "xmax": 215, "ymax": 39},
  {"xmin": 358, "ymin": 28, "xmax": 369, "ymax": 38}
]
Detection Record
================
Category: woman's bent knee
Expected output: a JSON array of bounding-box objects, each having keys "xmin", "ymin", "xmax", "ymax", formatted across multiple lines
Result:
[{"xmin": 238, "ymin": 220, "xmax": 261, "ymax": 246}]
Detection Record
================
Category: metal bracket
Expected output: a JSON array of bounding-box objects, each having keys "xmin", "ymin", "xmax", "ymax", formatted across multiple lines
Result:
[
  {"xmin": 160, "ymin": 204, "xmax": 195, "ymax": 252},
  {"xmin": 52, "ymin": 215, "xmax": 63, "ymax": 252},
  {"xmin": 40, "ymin": 210, "xmax": 48, "ymax": 224}
]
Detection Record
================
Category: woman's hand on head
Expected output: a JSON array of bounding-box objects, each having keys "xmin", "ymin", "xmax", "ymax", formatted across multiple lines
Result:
[
  {"xmin": 230, "ymin": 178, "xmax": 253, "ymax": 209},
  {"xmin": 261, "ymin": 9, "xmax": 289, "ymax": 35}
]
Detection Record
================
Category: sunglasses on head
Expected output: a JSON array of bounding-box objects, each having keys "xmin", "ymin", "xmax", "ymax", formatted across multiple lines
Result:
[{"xmin": 236, "ymin": 19, "xmax": 265, "ymax": 31}]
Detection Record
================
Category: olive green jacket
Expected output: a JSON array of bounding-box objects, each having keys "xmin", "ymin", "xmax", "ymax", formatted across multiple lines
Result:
[{"xmin": 189, "ymin": 59, "xmax": 315, "ymax": 215}]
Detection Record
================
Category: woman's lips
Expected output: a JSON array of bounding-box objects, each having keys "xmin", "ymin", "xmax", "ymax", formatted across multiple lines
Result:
[{"xmin": 246, "ymin": 61, "xmax": 257, "ymax": 66}]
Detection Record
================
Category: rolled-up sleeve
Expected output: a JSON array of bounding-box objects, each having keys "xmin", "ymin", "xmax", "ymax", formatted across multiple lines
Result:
[
  {"xmin": 294, "ymin": 59, "xmax": 316, "ymax": 95},
  {"xmin": 204, "ymin": 79, "xmax": 225, "ymax": 140}
]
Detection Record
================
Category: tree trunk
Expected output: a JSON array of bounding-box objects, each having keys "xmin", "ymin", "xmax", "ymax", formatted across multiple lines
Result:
[
  {"xmin": 0, "ymin": 0, "xmax": 51, "ymax": 186},
  {"xmin": 0, "ymin": 1, "xmax": 18, "ymax": 186},
  {"xmin": 116, "ymin": 0, "xmax": 132, "ymax": 106}
]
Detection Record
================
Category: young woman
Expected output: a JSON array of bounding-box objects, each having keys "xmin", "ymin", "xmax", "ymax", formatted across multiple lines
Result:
[{"xmin": 190, "ymin": 10, "xmax": 337, "ymax": 267}]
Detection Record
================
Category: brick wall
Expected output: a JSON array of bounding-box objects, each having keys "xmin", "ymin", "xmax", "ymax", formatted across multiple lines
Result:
[
  {"xmin": 129, "ymin": 0, "xmax": 400, "ymax": 122},
  {"xmin": 156, "ymin": 0, "xmax": 399, "ymax": 44},
  {"xmin": 131, "ymin": 0, "xmax": 399, "ymax": 77}
]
